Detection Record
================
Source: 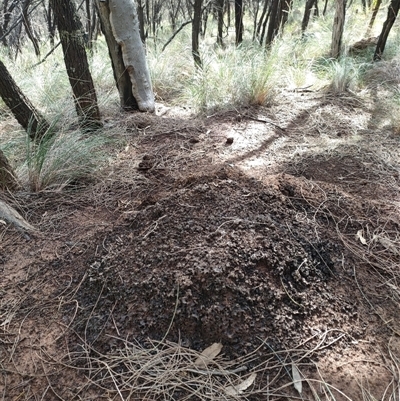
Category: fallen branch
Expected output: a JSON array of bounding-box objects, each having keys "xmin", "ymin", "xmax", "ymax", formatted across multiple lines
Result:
[{"xmin": 0, "ymin": 199, "xmax": 36, "ymax": 237}]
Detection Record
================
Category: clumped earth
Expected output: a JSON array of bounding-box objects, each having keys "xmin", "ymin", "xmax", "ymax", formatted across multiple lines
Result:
[{"xmin": 1, "ymin": 93, "xmax": 400, "ymax": 400}]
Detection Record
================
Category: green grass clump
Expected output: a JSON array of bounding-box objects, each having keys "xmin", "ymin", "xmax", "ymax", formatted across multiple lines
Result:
[
  {"xmin": 14, "ymin": 123, "xmax": 110, "ymax": 192},
  {"xmin": 314, "ymin": 57, "xmax": 363, "ymax": 93},
  {"xmin": 177, "ymin": 43, "xmax": 279, "ymax": 112}
]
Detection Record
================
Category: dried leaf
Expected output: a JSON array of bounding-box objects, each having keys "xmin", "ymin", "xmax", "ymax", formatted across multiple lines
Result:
[
  {"xmin": 292, "ymin": 363, "xmax": 302, "ymax": 394},
  {"xmin": 356, "ymin": 230, "xmax": 367, "ymax": 245},
  {"xmin": 194, "ymin": 343, "xmax": 223, "ymax": 368},
  {"xmin": 225, "ymin": 373, "xmax": 257, "ymax": 396}
]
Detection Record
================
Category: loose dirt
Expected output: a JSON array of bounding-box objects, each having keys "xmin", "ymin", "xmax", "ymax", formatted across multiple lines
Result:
[{"xmin": 1, "ymin": 92, "xmax": 400, "ymax": 400}]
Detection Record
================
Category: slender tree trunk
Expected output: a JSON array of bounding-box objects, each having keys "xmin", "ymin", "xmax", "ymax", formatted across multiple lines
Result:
[
  {"xmin": 201, "ymin": 4, "xmax": 210, "ymax": 37},
  {"xmin": 226, "ymin": 0, "xmax": 231, "ymax": 29},
  {"xmin": 137, "ymin": 0, "xmax": 146, "ymax": 42},
  {"xmin": 0, "ymin": 149, "xmax": 20, "ymax": 190},
  {"xmin": 235, "ymin": 0, "xmax": 244, "ymax": 45},
  {"xmin": 265, "ymin": 0, "xmax": 280, "ymax": 45},
  {"xmin": 216, "ymin": 0, "xmax": 225, "ymax": 46},
  {"xmin": 330, "ymin": 0, "xmax": 346, "ymax": 58},
  {"xmin": 302, "ymin": 0, "xmax": 317, "ymax": 33},
  {"xmin": 44, "ymin": 1, "xmax": 56, "ymax": 47},
  {"xmin": 256, "ymin": 0, "xmax": 269, "ymax": 41},
  {"xmin": 323, "ymin": 0, "xmax": 329, "ymax": 15},
  {"xmin": 252, "ymin": 0, "xmax": 260, "ymax": 40},
  {"xmin": 0, "ymin": 59, "xmax": 49, "ymax": 140},
  {"xmin": 22, "ymin": 0, "xmax": 40, "ymax": 56},
  {"xmin": 51, "ymin": 0, "xmax": 102, "ymax": 129},
  {"xmin": 192, "ymin": 0, "xmax": 203, "ymax": 67},
  {"xmin": 374, "ymin": 0, "xmax": 400, "ymax": 60},
  {"xmin": 366, "ymin": 0, "xmax": 382, "ymax": 36}
]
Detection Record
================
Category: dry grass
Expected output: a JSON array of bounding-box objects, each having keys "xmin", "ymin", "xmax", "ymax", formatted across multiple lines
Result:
[{"xmin": 49, "ymin": 329, "xmax": 354, "ymax": 401}]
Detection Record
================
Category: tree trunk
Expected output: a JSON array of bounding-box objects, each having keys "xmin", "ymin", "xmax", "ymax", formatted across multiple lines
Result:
[
  {"xmin": 107, "ymin": 0, "xmax": 155, "ymax": 112},
  {"xmin": 216, "ymin": 0, "xmax": 225, "ymax": 46},
  {"xmin": 0, "ymin": 149, "xmax": 20, "ymax": 190},
  {"xmin": 256, "ymin": 0, "xmax": 269, "ymax": 41},
  {"xmin": 235, "ymin": 0, "xmax": 244, "ymax": 45},
  {"xmin": 22, "ymin": 0, "xmax": 40, "ymax": 56},
  {"xmin": 330, "ymin": 0, "xmax": 346, "ymax": 58},
  {"xmin": 226, "ymin": 0, "xmax": 231, "ymax": 29},
  {"xmin": 302, "ymin": 0, "xmax": 317, "ymax": 33},
  {"xmin": 192, "ymin": 0, "xmax": 203, "ymax": 67},
  {"xmin": 366, "ymin": 0, "xmax": 382, "ymax": 36},
  {"xmin": 374, "ymin": 0, "xmax": 400, "ymax": 60},
  {"xmin": 0, "ymin": 59, "xmax": 49, "ymax": 140},
  {"xmin": 265, "ymin": 0, "xmax": 280, "ymax": 45},
  {"xmin": 96, "ymin": 0, "xmax": 138, "ymax": 110},
  {"xmin": 323, "ymin": 0, "xmax": 329, "ymax": 15},
  {"xmin": 51, "ymin": 0, "xmax": 102, "ymax": 129},
  {"xmin": 252, "ymin": 0, "xmax": 260, "ymax": 40},
  {"xmin": 137, "ymin": 0, "xmax": 146, "ymax": 42},
  {"xmin": 44, "ymin": 0, "xmax": 56, "ymax": 47},
  {"xmin": 96, "ymin": 0, "xmax": 155, "ymax": 112}
]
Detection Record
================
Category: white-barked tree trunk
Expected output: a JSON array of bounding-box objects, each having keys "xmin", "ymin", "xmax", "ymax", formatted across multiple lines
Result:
[{"xmin": 108, "ymin": 0, "xmax": 155, "ymax": 112}]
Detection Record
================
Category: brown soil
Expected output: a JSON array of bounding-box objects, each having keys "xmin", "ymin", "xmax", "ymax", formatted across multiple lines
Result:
[{"xmin": 1, "ymin": 92, "xmax": 400, "ymax": 400}]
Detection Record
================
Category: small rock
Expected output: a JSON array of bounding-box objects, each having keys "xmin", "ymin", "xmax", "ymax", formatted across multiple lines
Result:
[{"xmin": 226, "ymin": 137, "xmax": 234, "ymax": 145}]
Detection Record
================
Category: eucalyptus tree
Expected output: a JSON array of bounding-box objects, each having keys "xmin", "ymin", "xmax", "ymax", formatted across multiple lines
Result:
[
  {"xmin": 51, "ymin": 0, "xmax": 102, "ymax": 129},
  {"xmin": 374, "ymin": 0, "xmax": 400, "ymax": 60},
  {"xmin": 302, "ymin": 0, "xmax": 319, "ymax": 34},
  {"xmin": 265, "ymin": 0, "xmax": 292, "ymax": 46},
  {"xmin": 96, "ymin": 0, "xmax": 155, "ymax": 112},
  {"xmin": 192, "ymin": 0, "xmax": 203, "ymax": 67},
  {"xmin": 215, "ymin": 0, "xmax": 225, "ymax": 46},
  {"xmin": 0, "ymin": 58, "xmax": 49, "ymax": 140},
  {"xmin": 235, "ymin": 0, "xmax": 243, "ymax": 45},
  {"xmin": 331, "ymin": 0, "xmax": 346, "ymax": 58}
]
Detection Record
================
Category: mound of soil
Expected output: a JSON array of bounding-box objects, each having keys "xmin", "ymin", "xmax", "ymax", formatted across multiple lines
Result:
[
  {"xmin": 1, "ymin": 101, "xmax": 399, "ymax": 400},
  {"xmin": 71, "ymin": 168, "xmax": 359, "ymax": 356}
]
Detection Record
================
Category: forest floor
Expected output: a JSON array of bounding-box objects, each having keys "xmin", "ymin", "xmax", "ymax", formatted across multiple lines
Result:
[{"xmin": 1, "ymin": 91, "xmax": 400, "ymax": 400}]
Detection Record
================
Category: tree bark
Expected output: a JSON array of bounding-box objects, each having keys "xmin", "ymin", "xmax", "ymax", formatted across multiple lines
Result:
[
  {"xmin": 302, "ymin": 0, "xmax": 317, "ymax": 34},
  {"xmin": 323, "ymin": 0, "xmax": 329, "ymax": 15},
  {"xmin": 330, "ymin": 0, "xmax": 346, "ymax": 58},
  {"xmin": 0, "ymin": 59, "xmax": 49, "ymax": 140},
  {"xmin": 256, "ymin": 0, "xmax": 269, "ymax": 42},
  {"xmin": 137, "ymin": 0, "xmax": 146, "ymax": 42},
  {"xmin": 235, "ymin": 0, "xmax": 244, "ymax": 45},
  {"xmin": 216, "ymin": 0, "xmax": 225, "ymax": 46},
  {"xmin": 373, "ymin": 0, "xmax": 400, "ymax": 60},
  {"xmin": 0, "ymin": 149, "xmax": 20, "ymax": 190},
  {"xmin": 192, "ymin": 0, "xmax": 203, "ymax": 67},
  {"xmin": 95, "ymin": 0, "xmax": 138, "ymax": 110},
  {"xmin": 108, "ymin": 0, "xmax": 155, "ymax": 112},
  {"xmin": 265, "ymin": 0, "xmax": 280, "ymax": 45},
  {"xmin": 22, "ymin": 0, "xmax": 40, "ymax": 56},
  {"xmin": 366, "ymin": 0, "xmax": 382, "ymax": 36},
  {"xmin": 51, "ymin": 0, "xmax": 102, "ymax": 129}
]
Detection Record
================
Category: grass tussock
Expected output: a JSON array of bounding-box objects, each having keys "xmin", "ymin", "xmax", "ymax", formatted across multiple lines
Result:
[
  {"xmin": 177, "ymin": 43, "xmax": 280, "ymax": 112},
  {"xmin": 12, "ymin": 123, "xmax": 110, "ymax": 192}
]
